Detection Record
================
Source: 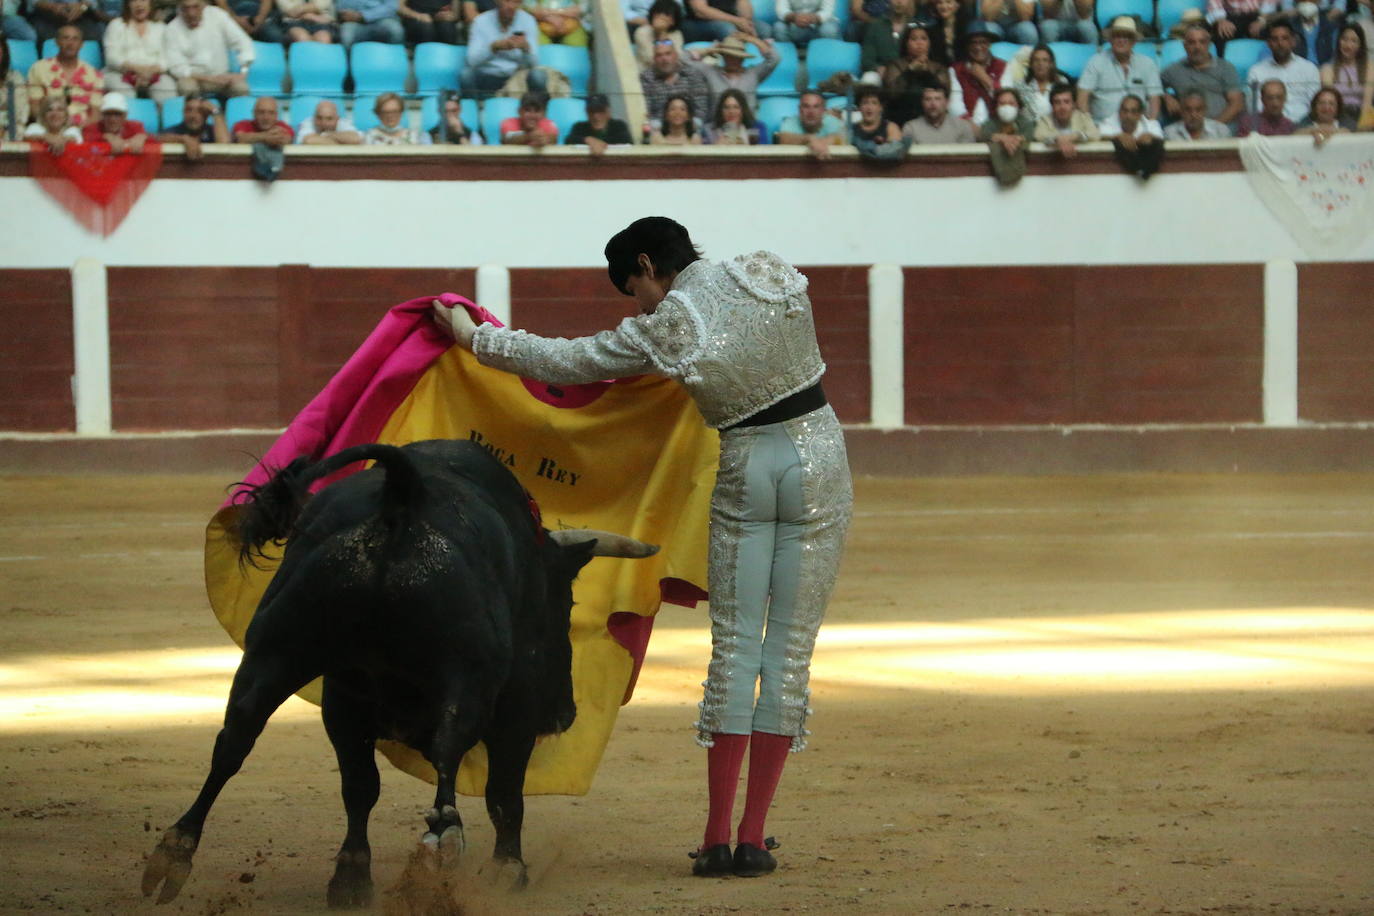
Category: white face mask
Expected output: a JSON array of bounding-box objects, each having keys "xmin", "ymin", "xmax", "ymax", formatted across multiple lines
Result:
[
  {"xmin": 1297, "ymin": 1, "xmax": 1319, "ymax": 17},
  {"xmin": 997, "ymin": 104, "xmax": 1019, "ymax": 123}
]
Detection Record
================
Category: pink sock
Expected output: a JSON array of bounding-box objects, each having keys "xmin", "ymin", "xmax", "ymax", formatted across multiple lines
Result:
[
  {"xmin": 702, "ymin": 733, "xmax": 749, "ymax": 848},
  {"xmin": 736, "ymin": 731, "xmax": 792, "ymax": 848}
]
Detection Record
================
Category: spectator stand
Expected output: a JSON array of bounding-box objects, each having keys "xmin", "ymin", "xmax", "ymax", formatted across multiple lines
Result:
[
  {"xmin": 479, "ymin": 95, "xmax": 518, "ymax": 144},
  {"xmin": 413, "ymin": 42, "xmax": 466, "ymax": 97},
  {"xmin": 245, "ymin": 41, "xmax": 287, "ymax": 96},
  {"xmin": 8, "ymin": 38, "xmax": 38, "ymax": 75},
  {"xmin": 288, "ymin": 42, "xmax": 349, "ymax": 96},
  {"xmin": 804, "ymin": 37, "xmax": 860, "ymax": 89},
  {"xmin": 545, "ymin": 96, "xmax": 586, "ymax": 141},
  {"xmin": 1155, "ymin": 0, "xmax": 1205, "ymax": 36},
  {"xmin": 419, "ymin": 93, "xmax": 478, "ymax": 134},
  {"xmin": 127, "ymin": 97, "xmax": 161, "ymax": 131},
  {"xmin": 1049, "ymin": 40, "xmax": 1097, "ymax": 79},
  {"xmin": 1223, "ymin": 38, "xmax": 1270, "ymax": 80},
  {"xmin": 758, "ymin": 40, "xmax": 800, "ymax": 95},
  {"xmin": 1158, "ymin": 38, "xmax": 1186, "ymax": 69},
  {"xmin": 1093, "ymin": 0, "xmax": 1154, "ymax": 32},
  {"xmin": 540, "ymin": 43, "xmax": 591, "ymax": 95},
  {"xmin": 350, "ymin": 41, "xmax": 409, "ymax": 95}
]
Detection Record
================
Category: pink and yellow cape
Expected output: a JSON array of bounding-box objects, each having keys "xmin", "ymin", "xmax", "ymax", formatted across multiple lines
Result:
[{"xmin": 204, "ymin": 295, "xmax": 717, "ymax": 795}]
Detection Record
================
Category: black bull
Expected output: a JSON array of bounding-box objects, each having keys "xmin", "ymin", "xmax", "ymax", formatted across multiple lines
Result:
[{"xmin": 141, "ymin": 439, "xmax": 658, "ymax": 907}]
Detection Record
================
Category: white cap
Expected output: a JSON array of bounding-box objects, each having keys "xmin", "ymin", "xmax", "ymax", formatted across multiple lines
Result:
[{"xmin": 101, "ymin": 93, "xmax": 129, "ymax": 113}]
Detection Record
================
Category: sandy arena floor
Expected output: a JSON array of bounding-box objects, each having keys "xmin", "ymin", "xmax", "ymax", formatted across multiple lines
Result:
[{"xmin": 1, "ymin": 472, "xmax": 1372, "ymax": 915}]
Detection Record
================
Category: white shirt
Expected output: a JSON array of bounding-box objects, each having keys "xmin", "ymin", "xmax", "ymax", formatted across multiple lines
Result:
[
  {"xmin": 24, "ymin": 123, "xmax": 82, "ymax": 142},
  {"xmin": 1163, "ymin": 118, "xmax": 1231, "ymax": 140},
  {"xmin": 1246, "ymin": 55, "xmax": 1321, "ymax": 122},
  {"xmin": 1097, "ymin": 113, "xmax": 1165, "ymax": 139},
  {"xmin": 162, "ymin": 6, "xmax": 255, "ymax": 80},
  {"xmin": 103, "ymin": 18, "xmax": 168, "ymax": 72},
  {"xmin": 296, "ymin": 115, "xmax": 361, "ymax": 142}
]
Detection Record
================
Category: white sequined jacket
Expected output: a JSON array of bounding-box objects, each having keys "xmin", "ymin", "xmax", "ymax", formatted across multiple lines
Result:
[{"xmin": 471, "ymin": 251, "xmax": 826, "ymax": 429}]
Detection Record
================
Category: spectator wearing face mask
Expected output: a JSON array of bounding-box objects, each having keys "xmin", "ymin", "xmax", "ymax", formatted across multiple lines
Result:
[{"xmin": 978, "ymin": 85, "xmax": 1034, "ymax": 186}]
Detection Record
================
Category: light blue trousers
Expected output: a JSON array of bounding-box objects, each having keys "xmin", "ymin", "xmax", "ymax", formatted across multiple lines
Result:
[{"xmin": 695, "ymin": 405, "xmax": 852, "ymax": 751}]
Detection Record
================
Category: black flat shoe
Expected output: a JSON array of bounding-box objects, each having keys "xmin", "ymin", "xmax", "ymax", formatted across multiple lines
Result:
[
  {"xmin": 689, "ymin": 843, "xmax": 734, "ymax": 877},
  {"xmin": 732, "ymin": 838, "xmax": 779, "ymax": 877}
]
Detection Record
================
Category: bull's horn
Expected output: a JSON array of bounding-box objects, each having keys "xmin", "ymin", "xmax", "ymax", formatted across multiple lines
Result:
[{"xmin": 548, "ymin": 529, "xmax": 660, "ymax": 558}]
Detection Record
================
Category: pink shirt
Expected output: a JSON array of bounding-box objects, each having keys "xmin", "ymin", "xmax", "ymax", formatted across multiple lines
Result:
[{"xmin": 499, "ymin": 116, "xmax": 559, "ymax": 143}]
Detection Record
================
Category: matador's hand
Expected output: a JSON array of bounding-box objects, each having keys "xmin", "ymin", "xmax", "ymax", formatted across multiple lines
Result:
[{"xmin": 432, "ymin": 299, "xmax": 477, "ymax": 349}]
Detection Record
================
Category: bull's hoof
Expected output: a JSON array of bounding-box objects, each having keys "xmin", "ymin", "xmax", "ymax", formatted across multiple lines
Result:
[
  {"xmin": 480, "ymin": 856, "xmax": 528, "ymax": 891},
  {"xmin": 326, "ymin": 849, "xmax": 373, "ymax": 909},
  {"xmin": 418, "ymin": 825, "xmax": 465, "ymax": 873},
  {"xmin": 140, "ymin": 825, "xmax": 199, "ymax": 904}
]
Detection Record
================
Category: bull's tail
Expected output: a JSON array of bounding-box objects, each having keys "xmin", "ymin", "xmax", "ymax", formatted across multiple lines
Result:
[{"xmin": 233, "ymin": 444, "xmax": 423, "ymax": 566}]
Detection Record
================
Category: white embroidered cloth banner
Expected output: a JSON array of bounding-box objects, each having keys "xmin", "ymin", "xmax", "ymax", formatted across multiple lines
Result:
[{"xmin": 1239, "ymin": 134, "xmax": 1374, "ymax": 258}]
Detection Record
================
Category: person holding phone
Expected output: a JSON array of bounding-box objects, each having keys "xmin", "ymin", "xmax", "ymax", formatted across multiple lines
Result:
[{"xmin": 461, "ymin": 0, "xmax": 544, "ymax": 95}]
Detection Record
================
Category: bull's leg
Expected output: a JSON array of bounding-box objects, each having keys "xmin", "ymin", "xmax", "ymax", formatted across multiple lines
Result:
[
  {"xmin": 321, "ymin": 677, "xmax": 380, "ymax": 910},
  {"xmin": 421, "ymin": 689, "xmax": 488, "ymax": 869},
  {"xmin": 141, "ymin": 652, "xmax": 317, "ymax": 904},
  {"xmin": 481, "ymin": 724, "xmax": 537, "ymax": 890}
]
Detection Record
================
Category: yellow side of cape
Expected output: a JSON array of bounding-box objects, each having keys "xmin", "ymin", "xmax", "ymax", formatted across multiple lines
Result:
[{"xmin": 205, "ymin": 347, "xmax": 717, "ymax": 796}]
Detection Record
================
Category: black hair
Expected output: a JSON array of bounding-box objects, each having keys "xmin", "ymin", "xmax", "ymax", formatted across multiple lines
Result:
[
  {"xmin": 0, "ymin": 29, "xmax": 10, "ymax": 76},
  {"xmin": 661, "ymin": 92, "xmax": 696, "ymax": 137},
  {"xmin": 712, "ymin": 88, "xmax": 756, "ymax": 128},
  {"xmin": 519, "ymin": 89, "xmax": 549, "ymax": 111},
  {"xmin": 900, "ymin": 21, "xmax": 949, "ymax": 66},
  {"xmin": 604, "ymin": 217, "xmax": 702, "ymax": 296},
  {"xmin": 854, "ymin": 85, "xmax": 885, "ymax": 106},
  {"xmin": 647, "ymin": 0, "xmax": 682, "ymax": 29},
  {"xmin": 1048, "ymin": 81, "xmax": 1074, "ymax": 102},
  {"xmin": 1264, "ymin": 19, "xmax": 1295, "ymax": 38}
]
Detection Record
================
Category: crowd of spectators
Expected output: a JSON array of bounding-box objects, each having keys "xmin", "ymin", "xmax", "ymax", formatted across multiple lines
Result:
[{"xmin": 3, "ymin": 0, "xmax": 1373, "ymax": 166}]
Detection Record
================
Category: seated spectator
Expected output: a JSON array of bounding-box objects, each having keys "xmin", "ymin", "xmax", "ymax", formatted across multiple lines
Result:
[
  {"xmin": 216, "ymin": 0, "xmax": 285, "ymax": 43},
  {"xmin": 923, "ymin": 0, "xmax": 971, "ymax": 65},
  {"xmin": 623, "ymin": 0, "xmax": 654, "ymax": 31},
  {"xmin": 1295, "ymin": 85, "xmax": 1354, "ymax": 143},
  {"xmin": 103, "ymin": 0, "xmax": 176, "ymax": 102},
  {"xmin": 684, "ymin": 30, "xmax": 777, "ymax": 113},
  {"xmin": 429, "ymin": 90, "xmax": 480, "ymax": 142},
  {"xmin": 3, "ymin": 0, "xmax": 37, "ymax": 41},
  {"xmin": 648, "ymin": 92, "xmax": 701, "ymax": 143},
  {"xmin": 774, "ymin": 88, "xmax": 844, "ymax": 157},
  {"xmin": 1246, "ymin": 19, "xmax": 1321, "ymax": 120},
  {"xmin": 682, "ymin": 0, "xmax": 767, "ymax": 44},
  {"xmin": 640, "ymin": 34, "xmax": 710, "ymax": 123},
  {"xmin": 1236, "ymin": 77, "xmax": 1296, "ymax": 134},
  {"xmin": 157, "ymin": 91, "xmax": 228, "ymax": 157},
  {"xmin": 1038, "ymin": 0, "xmax": 1095, "ymax": 45},
  {"xmin": 1, "ymin": 27, "xmax": 30, "ymax": 135},
  {"xmin": 500, "ymin": 88, "xmax": 557, "ymax": 144},
  {"xmin": 633, "ymin": 0, "xmax": 683, "ymax": 69},
  {"xmin": 703, "ymin": 86, "xmax": 762, "ymax": 143},
  {"xmin": 527, "ymin": 0, "xmax": 586, "ymax": 46},
  {"xmin": 1013, "ymin": 43, "xmax": 1067, "ymax": 121},
  {"xmin": 28, "ymin": 24, "xmax": 103, "ymax": 126},
  {"xmin": 1320, "ymin": 24, "xmax": 1372, "ymax": 124},
  {"xmin": 1033, "ymin": 80, "xmax": 1099, "ymax": 155},
  {"xmin": 567, "ymin": 91, "xmax": 633, "ymax": 152},
  {"xmin": 365, "ymin": 91, "xmax": 429, "ymax": 143},
  {"xmin": 278, "ymin": 0, "xmax": 335, "ymax": 42},
  {"xmin": 296, "ymin": 98, "xmax": 362, "ymax": 142},
  {"xmin": 31, "ymin": 0, "xmax": 107, "ymax": 41},
  {"xmin": 1163, "ymin": 89, "xmax": 1231, "ymax": 138},
  {"xmin": 980, "ymin": 0, "xmax": 1035, "ymax": 45},
  {"xmin": 23, "ymin": 94, "xmax": 84, "ymax": 150},
  {"xmin": 952, "ymin": 20, "xmax": 1004, "ymax": 123},
  {"xmin": 979, "ymin": 85, "xmax": 1034, "ymax": 185},
  {"xmin": 903, "ymin": 82, "xmax": 977, "ymax": 143},
  {"xmin": 859, "ymin": 0, "xmax": 915, "ymax": 81},
  {"xmin": 849, "ymin": 0, "xmax": 891, "ymax": 43},
  {"xmin": 1207, "ymin": 0, "xmax": 1280, "ymax": 54},
  {"xmin": 1290, "ymin": 0, "xmax": 1339, "ymax": 66},
  {"xmin": 1099, "ymin": 92, "xmax": 1163, "ymax": 179},
  {"xmin": 880, "ymin": 20, "xmax": 957, "ymax": 126},
  {"xmin": 462, "ymin": 0, "xmax": 543, "ymax": 95},
  {"xmin": 850, "ymin": 84, "xmax": 904, "ymax": 156},
  {"xmin": 163, "ymin": 0, "xmax": 252, "ymax": 97},
  {"xmin": 80, "ymin": 90, "xmax": 149, "ymax": 149},
  {"xmin": 1077, "ymin": 16, "xmax": 1163, "ymax": 123},
  {"xmin": 775, "ymin": 0, "xmax": 839, "ymax": 46},
  {"xmin": 232, "ymin": 94, "xmax": 292, "ymax": 142},
  {"xmin": 400, "ymin": 0, "xmax": 460, "ymax": 45},
  {"xmin": 337, "ymin": 0, "xmax": 403, "ymax": 46},
  {"xmin": 1162, "ymin": 22, "xmax": 1245, "ymax": 128}
]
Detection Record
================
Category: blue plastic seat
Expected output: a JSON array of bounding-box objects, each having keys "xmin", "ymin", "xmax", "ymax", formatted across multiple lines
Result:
[
  {"xmin": 1158, "ymin": 38, "xmax": 1186, "ymax": 69},
  {"xmin": 1094, "ymin": 0, "xmax": 1153, "ymax": 30},
  {"xmin": 246, "ymin": 41, "xmax": 286, "ymax": 95},
  {"xmin": 757, "ymin": 40, "xmax": 799, "ymax": 96},
  {"xmin": 544, "ymin": 96, "xmax": 585, "ymax": 142},
  {"xmin": 753, "ymin": 0, "xmax": 777, "ymax": 26},
  {"xmin": 352, "ymin": 94, "xmax": 380, "ymax": 131},
  {"xmin": 287, "ymin": 42, "xmax": 347, "ymax": 94},
  {"xmin": 1223, "ymin": 38, "xmax": 1269, "ymax": 78},
  {"xmin": 350, "ymin": 41, "xmax": 408, "ymax": 93},
  {"xmin": 479, "ymin": 95, "xmax": 519, "ymax": 143},
  {"xmin": 1048, "ymin": 40, "xmax": 1098, "ymax": 79},
  {"xmin": 538, "ymin": 44, "xmax": 590, "ymax": 94},
  {"xmin": 287, "ymin": 94, "xmax": 329, "ymax": 130},
  {"xmin": 804, "ymin": 38, "xmax": 860, "ymax": 89},
  {"xmin": 126, "ymin": 96, "xmax": 159, "ymax": 131},
  {"xmin": 225, "ymin": 95, "xmax": 256, "ymax": 127},
  {"xmin": 420, "ymin": 93, "xmax": 478, "ymax": 132},
  {"xmin": 40, "ymin": 38, "xmax": 102, "ymax": 68},
  {"xmin": 413, "ymin": 42, "xmax": 466, "ymax": 94},
  {"xmin": 160, "ymin": 96, "xmax": 185, "ymax": 129},
  {"xmin": 1155, "ymin": 0, "xmax": 1205, "ymax": 35},
  {"xmin": 990, "ymin": 41, "xmax": 1025, "ymax": 62},
  {"xmin": 756, "ymin": 94, "xmax": 798, "ymax": 135},
  {"xmin": 8, "ymin": 38, "xmax": 38, "ymax": 75}
]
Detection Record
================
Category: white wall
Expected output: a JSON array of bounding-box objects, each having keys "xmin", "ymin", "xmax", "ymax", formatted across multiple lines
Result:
[{"xmin": 3, "ymin": 168, "xmax": 1372, "ymax": 269}]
